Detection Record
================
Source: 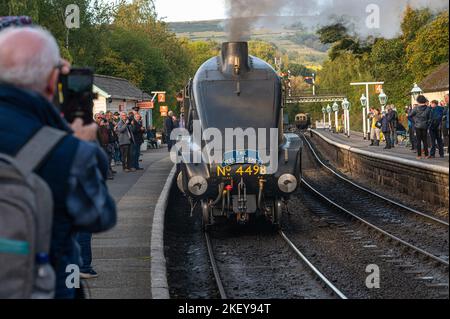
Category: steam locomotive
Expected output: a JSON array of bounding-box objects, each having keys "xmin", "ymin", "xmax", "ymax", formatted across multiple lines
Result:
[
  {"xmin": 295, "ymin": 113, "xmax": 311, "ymax": 130},
  {"xmin": 176, "ymin": 42, "xmax": 302, "ymax": 229}
]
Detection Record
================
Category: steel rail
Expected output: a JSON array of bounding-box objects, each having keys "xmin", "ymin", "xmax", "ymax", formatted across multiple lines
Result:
[
  {"xmin": 279, "ymin": 230, "xmax": 348, "ymax": 299},
  {"xmin": 301, "ymin": 177, "xmax": 449, "ymax": 267},
  {"xmin": 204, "ymin": 232, "xmax": 227, "ymax": 299},
  {"xmin": 302, "ymin": 134, "xmax": 449, "ymax": 227}
]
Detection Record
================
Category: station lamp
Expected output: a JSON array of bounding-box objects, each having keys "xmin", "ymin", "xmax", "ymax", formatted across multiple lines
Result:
[
  {"xmin": 342, "ymin": 98, "xmax": 351, "ymax": 138},
  {"xmin": 326, "ymin": 104, "xmax": 332, "ymax": 130},
  {"xmin": 360, "ymin": 94, "xmax": 367, "ymax": 108},
  {"xmin": 342, "ymin": 98, "xmax": 351, "ymax": 111},
  {"xmin": 410, "ymin": 83, "xmax": 423, "ymax": 101},
  {"xmin": 378, "ymin": 89, "xmax": 388, "ymax": 112}
]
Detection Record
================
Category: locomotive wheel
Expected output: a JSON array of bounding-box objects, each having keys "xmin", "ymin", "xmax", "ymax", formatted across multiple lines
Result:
[
  {"xmin": 272, "ymin": 199, "xmax": 282, "ymax": 229},
  {"xmin": 201, "ymin": 200, "xmax": 211, "ymax": 231}
]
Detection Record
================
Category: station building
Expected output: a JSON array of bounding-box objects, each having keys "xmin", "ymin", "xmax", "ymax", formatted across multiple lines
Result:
[
  {"xmin": 93, "ymin": 74, "xmax": 153, "ymax": 128},
  {"xmin": 417, "ymin": 63, "xmax": 449, "ymax": 103}
]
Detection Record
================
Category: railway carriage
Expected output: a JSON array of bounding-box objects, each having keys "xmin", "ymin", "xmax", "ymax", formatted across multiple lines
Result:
[
  {"xmin": 295, "ymin": 113, "xmax": 311, "ymax": 130},
  {"xmin": 177, "ymin": 42, "xmax": 302, "ymax": 229}
]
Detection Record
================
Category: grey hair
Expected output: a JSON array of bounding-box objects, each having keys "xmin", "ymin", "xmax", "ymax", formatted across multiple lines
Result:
[{"xmin": 0, "ymin": 26, "xmax": 60, "ymax": 93}]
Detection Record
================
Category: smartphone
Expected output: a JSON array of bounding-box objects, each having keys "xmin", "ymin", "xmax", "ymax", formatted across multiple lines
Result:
[{"xmin": 56, "ymin": 68, "xmax": 95, "ymax": 124}]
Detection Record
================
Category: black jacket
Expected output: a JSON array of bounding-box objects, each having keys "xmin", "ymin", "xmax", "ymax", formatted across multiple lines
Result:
[{"xmin": 410, "ymin": 105, "xmax": 431, "ymax": 129}]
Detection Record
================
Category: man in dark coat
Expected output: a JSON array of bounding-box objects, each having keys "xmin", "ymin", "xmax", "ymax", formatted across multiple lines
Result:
[
  {"xmin": 409, "ymin": 96, "xmax": 432, "ymax": 159},
  {"xmin": 164, "ymin": 111, "xmax": 174, "ymax": 152},
  {"xmin": 0, "ymin": 27, "xmax": 116, "ymax": 298},
  {"xmin": 429, "ymin": 100, "xmax": 445, "ymax": 158}
]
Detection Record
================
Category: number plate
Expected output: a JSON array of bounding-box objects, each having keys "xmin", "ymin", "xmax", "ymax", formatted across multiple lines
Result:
[{"xmin": 216, "ymin": 165, "xmax": 267, "ymax": 177}]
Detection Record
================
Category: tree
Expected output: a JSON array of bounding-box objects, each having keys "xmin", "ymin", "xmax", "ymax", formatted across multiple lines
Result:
[
  {"xmin": 370, "ymin": 38, "xmax": 413, "ymax": 107},
  {"xmin": 248, "ymin": 40, "xmax": 277, "ymax": 66},
  {"xmin": 401, "ymin": 6, "xmax": 432, "ymax": 43},
  {"xmin": 406, "ymin": 11, "xmax": 449, "ymax": 82}
]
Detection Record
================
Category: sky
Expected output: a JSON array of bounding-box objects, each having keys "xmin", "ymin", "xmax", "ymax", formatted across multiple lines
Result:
[{"xmin": 154, "ymin": 0, "xmax": 227, "ymax": 22}]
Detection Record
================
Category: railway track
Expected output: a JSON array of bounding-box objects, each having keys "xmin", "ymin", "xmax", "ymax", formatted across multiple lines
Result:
[
  {"xmin": 300, "ymin": 133, "xmax": 449, "ymax": 267},
  {"xmin": 204, "ymin": 228, "xmax": 347, "ymax": 299}
]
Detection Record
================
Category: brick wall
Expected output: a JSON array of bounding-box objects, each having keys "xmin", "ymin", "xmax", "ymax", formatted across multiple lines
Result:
[{"xmin": 310, "ymin": 131, "xmax": 449, "ymax": 208}]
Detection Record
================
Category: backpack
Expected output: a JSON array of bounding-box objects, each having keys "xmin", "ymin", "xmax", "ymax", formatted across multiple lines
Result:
[{"xmin": 0, "ymin": 126, "xmax": 67, "ymax": 298}]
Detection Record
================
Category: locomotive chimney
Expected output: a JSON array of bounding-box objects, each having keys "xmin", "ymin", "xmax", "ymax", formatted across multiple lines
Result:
[{"xmin": 220, "ymin": 42, "xmax": 250, "ymax": 76}]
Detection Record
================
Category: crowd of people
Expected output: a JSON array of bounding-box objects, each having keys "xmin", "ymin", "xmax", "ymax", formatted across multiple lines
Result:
[
  {"xmin": 95, "ymin": 110, "xmax": 159, "ymax": 179},
  {"xmin": 368, "ymin": 94, "xmax": 449, "ymax": 160}
]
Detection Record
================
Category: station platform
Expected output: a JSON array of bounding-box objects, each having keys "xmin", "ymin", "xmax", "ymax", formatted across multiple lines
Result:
[
  {"xmin": 310, "ymin": 129, "xmax": 449, "ymax": 172},
  {"xmin": 86, "ymin": 148, "xmax": 174, "ymax": 299}
]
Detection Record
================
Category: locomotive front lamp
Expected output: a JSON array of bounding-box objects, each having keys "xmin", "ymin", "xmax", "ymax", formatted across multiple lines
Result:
[
  {"xmin": 278, "ymin": 174, "xmax": 298, "ymax": 194},
  {"xmin": 410, "ymin": 83, "xmax": 423, "ymax": 101},
  {"xmin": 188, "ymin": 176, "xmax": 208, "ymax": 196}
]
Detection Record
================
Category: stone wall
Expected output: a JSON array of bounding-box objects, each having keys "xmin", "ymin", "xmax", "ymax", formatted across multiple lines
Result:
[{"xmin": 309, "ymin": 130, "xmax": 449, "ymax": 208}]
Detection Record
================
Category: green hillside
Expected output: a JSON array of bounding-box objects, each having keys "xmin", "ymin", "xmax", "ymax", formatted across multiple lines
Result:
[{"xmin": 167, "ymin": 18, "xmax": 328, "ymax": 69}]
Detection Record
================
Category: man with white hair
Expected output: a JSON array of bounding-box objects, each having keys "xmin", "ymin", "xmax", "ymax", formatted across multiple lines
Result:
[{"xmin": 0, "ymin": 26, "xmax": 117, "ymax": 298}]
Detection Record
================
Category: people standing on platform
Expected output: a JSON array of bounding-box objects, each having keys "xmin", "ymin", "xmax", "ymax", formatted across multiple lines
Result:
[
  {"xmin": 410, "ymin": 95, "xmax": 432, "ymax": 159},
  {"xmin": 116, "ymin": 112, "xmax": 134, "ymax": 172},
  {"xmin": 127, "ymin": 112, "xmax": 137, "ymax": 171},
  {"xmin": 407, "ymin": 105, "xmax": 417, "ymax": 151},
  {"xmin": 172, "ymin": 114, "xmax": 179, "ymax": 129},
  {"xmin": 387, "ymin": 105, "xmax": 398, "ymax": 147},
  {"xmin": 147, "ymin": 126, "xmax": 158, "ymax": 149},
  {"xmin": 164, "ymin": 111, "xmax": 174, "ymax": 152},
  {"xmin": 429, "ymin": 100, "xmax": 445, "ymax": 158},
  {"xmin": 112, "ymin": 112, "xmax": 122, "ymax": 166},
  {"xmin": 370, "ymin": 109, "xmax": 381, "ymax": 146},
  {"xmin": 131, "ymin": 113, "xmax": 145, "ymax": 170},
  {"xmin": 105, "ymin": 111, "xmax": 118, "ymax": 173},
  {"xmin": 96, "ymin": 114, "xmax": 114, "ymax": 180},
  {"xmin": 444, "ymin": 94, "xmax": 449, "ymax": 154},
  {"xmin": 381, "ymin": 111, "xmax": 392, "ymax": 150}
]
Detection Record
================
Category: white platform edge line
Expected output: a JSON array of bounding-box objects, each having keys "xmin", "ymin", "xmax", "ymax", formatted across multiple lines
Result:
[
  {"xmin": 151, "ymin": 164, "xmax": 177, "ymax": 299},
  {"xmin": 309, "ymin": 129, "xmax": 449, "ymax": 175}
]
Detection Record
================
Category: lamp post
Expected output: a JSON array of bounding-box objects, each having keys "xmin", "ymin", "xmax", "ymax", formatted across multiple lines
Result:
[
  {"xmin": 378, "ymin": 89, "xmax": 388, "ymax": 112},
  {"xmin": 322, "ymin": 107, "xmax": 326, "ymax": 128},
  {"xmin": 342, "ymin": 98, "xmax": 351, "ymax": 138},
  {"xmin": 332, "ymin": 101, "xmax": 339, "ymax": 133},
  {"xmin": 326, "ymin": 104, "xmax": 332, "ymax": 130},
  {"xmin": 410, "ymin": 83, "xmax": 423, "ymax": 103},
  {"xmin": 360, "ymin": 94, "xmax": 368, "ymax": 140}
]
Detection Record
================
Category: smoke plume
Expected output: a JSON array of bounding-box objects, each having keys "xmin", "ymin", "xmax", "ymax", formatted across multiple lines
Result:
[{"xmin": 225, "ymin": 0, "xmax": 449, "ymax": 40}]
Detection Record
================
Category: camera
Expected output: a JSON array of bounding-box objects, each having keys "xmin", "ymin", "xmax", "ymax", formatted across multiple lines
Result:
[{"xmin": 55, "ymin": 68, "xmax": 96, "ymax": 124}]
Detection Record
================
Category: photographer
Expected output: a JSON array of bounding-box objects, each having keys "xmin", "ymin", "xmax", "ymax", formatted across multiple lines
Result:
[
  {"xmin": 0, "ymin": 26, "xmax": 116, "ymax": 298},
  {"xmin": 115, "ymin": 112, "xmax": 135, "ymax": 172}
]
